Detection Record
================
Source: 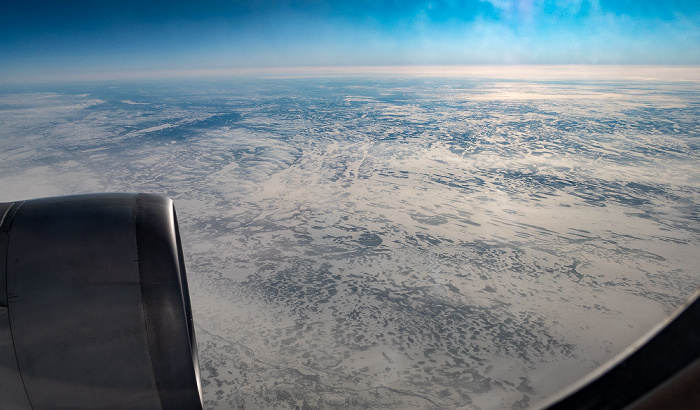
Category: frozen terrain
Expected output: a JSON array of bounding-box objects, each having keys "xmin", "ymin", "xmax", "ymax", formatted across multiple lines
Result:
[{"xmin": 1, "ymin": 69, "xmax": 699, "ymax": 408}]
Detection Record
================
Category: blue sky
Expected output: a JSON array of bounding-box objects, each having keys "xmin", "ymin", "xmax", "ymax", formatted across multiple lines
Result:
[{"xmin": 1, "ymin": 0, "xmax": 699, "ymax": 80}]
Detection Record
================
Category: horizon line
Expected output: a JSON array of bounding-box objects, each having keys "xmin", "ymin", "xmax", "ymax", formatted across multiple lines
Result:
[{"xmin": 3, "ymin": 64, "xmax": 700, "ymax": 85}]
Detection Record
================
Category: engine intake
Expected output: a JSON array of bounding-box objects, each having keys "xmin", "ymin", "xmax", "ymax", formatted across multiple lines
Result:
[{"xmin": 0, "ymin": 194, "xmax": 202, "ymax": 409}]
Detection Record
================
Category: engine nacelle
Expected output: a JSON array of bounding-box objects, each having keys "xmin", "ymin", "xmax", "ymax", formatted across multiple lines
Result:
[{"xmin": 0, "ymin": 194, "xmax": 202, "ymax": 409}]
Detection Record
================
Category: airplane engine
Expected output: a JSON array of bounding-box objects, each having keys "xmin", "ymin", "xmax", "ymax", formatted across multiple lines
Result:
[{"xmin": 0, "ymin": 194, "xmax": 202, "ymax": 409}]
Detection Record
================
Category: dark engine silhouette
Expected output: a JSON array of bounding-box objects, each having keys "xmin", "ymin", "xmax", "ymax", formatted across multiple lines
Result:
[{"xmin": 0, "ymin": 194, "xmax": 202, "ymax": 409}]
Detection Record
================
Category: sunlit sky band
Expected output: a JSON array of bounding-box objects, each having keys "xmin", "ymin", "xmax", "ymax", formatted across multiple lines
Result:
[{"xmin": 1, "ymin": 0, "xmax": 699, "ymax": 82}]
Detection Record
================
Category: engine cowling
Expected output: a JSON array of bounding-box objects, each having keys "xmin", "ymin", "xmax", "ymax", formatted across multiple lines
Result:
[{"xmin": 0, "ymin": 193, "xmax": 202, "ymax": 409}]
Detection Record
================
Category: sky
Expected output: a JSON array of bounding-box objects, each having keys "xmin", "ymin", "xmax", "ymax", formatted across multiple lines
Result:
[{"xmin": 1, "ymin": 0, "xmax": 699, "ymax": 81}]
